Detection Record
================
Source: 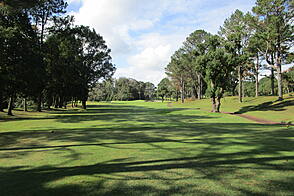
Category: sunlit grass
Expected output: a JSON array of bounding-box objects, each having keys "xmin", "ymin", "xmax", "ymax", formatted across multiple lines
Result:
[
  {"xmin": 0, "ymin": 100, "xmax": 293, "ymax": 195},
  {"xmin": 173, "ymin": 94, "xmax": 294, "ymax": 122}
]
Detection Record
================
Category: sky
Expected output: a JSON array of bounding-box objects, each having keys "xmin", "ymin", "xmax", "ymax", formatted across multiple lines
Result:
[{"xmin": 66, "ymin": 0, "xmax": 257, "ymax": 85}]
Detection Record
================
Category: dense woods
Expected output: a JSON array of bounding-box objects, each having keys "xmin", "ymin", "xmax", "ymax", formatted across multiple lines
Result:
[{"xmin": 0, "ymin": 0, "xmax": 115, "ymax": 114}]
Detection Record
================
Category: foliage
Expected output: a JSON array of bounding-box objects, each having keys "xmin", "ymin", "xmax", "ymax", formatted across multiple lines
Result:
[
  {"xmin": 202, "ymin": 35, "xmax": 235, "ymax": 112},
  {"xmin": 157, "ymin": 78, "xmax": 173, "ymax": 102},
  {"xmin": 0, "ymin": 1, "xmax": 115, "ymax": 114},
  {"xmin": 283, "ymin": 67, "xmax": 294, "ymax": 92},
  {"xmin": 219, "ymin": 9, "xmax": 253, "ymax": 102},
  {"xmin": 259, "ymin": 76, "xmax": 278, "ymax": 95},
  {"xmin": 89, "ymin": 78, "xmax": 156, "ymax": 101},
  {"xmin": 252, "ymin": 0, "xmax": 294, "ymax": 99},
  {"xmin": 0, "ymin": 0, "xmax": 39, "ymax": 113},
  {"xmin": 164, "ymin": 0, "xmax": 293, "ymax": 112}
]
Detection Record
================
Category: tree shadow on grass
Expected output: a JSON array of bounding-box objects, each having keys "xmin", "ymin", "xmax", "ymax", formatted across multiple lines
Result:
[
  {"xmin": 53, "ymin": 112, "xmax": 216, "ymax": 124},
  {"xmin": 0, "ymin": 152, "xmax": 293, "ymax": 196},
  {"xmin": 1, "ymin": 104, "xmax": 199, "ymax": 124},
  {"xmin": 0, "ymin": 124, "xmax": 293, "ymax": 195},
  {"xmin": 235, "ymin": 98, "xmax": 294, "ymax": 114},
  {"xmin": 0, "ymin": 123, "xmax": 293, "ymax": 153},
  {"xmin": 0, "ymin": 103, "xmax": 294, "ymax": 195}
]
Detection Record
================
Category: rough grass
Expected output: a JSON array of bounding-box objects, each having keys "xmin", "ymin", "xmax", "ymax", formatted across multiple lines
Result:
[{"xmin": 0, "ymin": 100, "xmax": 293, "ymax": 195}]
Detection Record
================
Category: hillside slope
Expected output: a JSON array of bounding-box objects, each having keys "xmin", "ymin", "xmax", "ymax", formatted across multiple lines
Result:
[{"xmin": 174, "ymin": 95, "xmax": 294, "ymax": 123}]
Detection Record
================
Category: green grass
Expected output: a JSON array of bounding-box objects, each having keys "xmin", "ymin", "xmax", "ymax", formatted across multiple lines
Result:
[
  {"xmin": 0, "ymin": 100, "xmax": 293, "ymax": 195},
  {"xmin": 173, "ymin": 94, "xmax": 294, "ymax": 123}
]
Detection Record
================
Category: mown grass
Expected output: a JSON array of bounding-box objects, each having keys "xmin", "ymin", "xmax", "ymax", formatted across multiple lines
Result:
[
  {"xmin": 0, "ymin": 100, "xmax": 293, "ymax": 195},
  {"xmin": 173, "ymin": 94, "xmax": 294, "ymax": 123}
]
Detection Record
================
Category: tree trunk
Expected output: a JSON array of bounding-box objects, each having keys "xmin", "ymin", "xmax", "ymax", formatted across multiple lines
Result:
[
  {"xmin": 37, "ymin": 93, "xmax": 42, "ymax": 112},
  {"xmin": 211, "ymin": 96, "xmax": 216, "ymax": 113},
  {"xmin": 58, "ymin": 96, "xmax": 63, "ymax": 108},
  {"xmin": 0, "ymin": 103, "xmax": 3, "ymax": 112},
  {"xmin": 176, "ymin": 91, "xmax": 179, "ymax": 102},
  {"xmin": 255, "ymin": 75, "xmax": 259, "ymax": 97},
  {"xmin": 276, "ymin": 27, "xmax": 283, "ymax": 100},
  {"xmin": 0, "ymin": 95, "xmax": 4, "ymax": 112},
  {"xmin": 198, "ymin": 74, "xmax": 201, "ymax": 100},
  {"xmin": 161, "ymin": 96, "xmax": 164, "ymax": 102},
  {"xmin": 7, "ymin": 95, "xmax": 14, "ymax": 116},
  {"xmin": 216, "ymin": 96, "xmax": 221, "ymax": 113},
  {"xmin": 238, "ymin": 66, "xmax": 243, "ymax": 103},
  {"xmin": 47, "ymin": 96, "xmax": 52, "ymax": 110},
  {"xmin": 192, "ymin": 84, "xmax": 197, "ymax": 100},
  {"xmin": 270, "ymin": 67, "xmax": 275, "ymax": 96},
  {"xmin": 23, "ymin": 98, "xmax": 28, "ymax": 112},
  {"xmin": 243, "ymin": 83, "xmax": 245, "ymax": 98},
  {"xmin": 232, "ymin": 85, "xmax": 236, "ymax": 96},
  {"xmin": 54, "ymin": 97, "xmax": 58, "ymax": 108},
  {"xmin": 181, "ymin": 84, "xmax": 185, "ymax": 103},
  {"xmin": 82, "ymin": 100, "xmax": 87, "ymax": 109},
  {"xmin": 181, "ymin": 75, "xmax": 185, "ymax": 103},
  {"xmin": 276, "ymin": 64, "xmax": 283, "ymax": 100},
  {"xmin": 255, "ymin": 55, "xmax": 259, "ymax": 97},
  {"xmin": 63, "ymin": 100, "xmax": 67, "ymax": 109}
]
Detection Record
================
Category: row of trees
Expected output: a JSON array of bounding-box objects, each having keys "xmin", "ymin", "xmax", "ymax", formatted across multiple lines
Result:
[
  {"xmin": 0, "ymin": 0, "xmax": 115, "ymax": 115},
  {"xmin": 164, "ymin": 0, "xmax": 293, "ymax": 112},
  {"xmin": 158, "ymin": 67, "xmax": 294, "ymax": 102},
  {"xmin": 89, "ymin": 78, "xmax": 156, "ymax": 101}
]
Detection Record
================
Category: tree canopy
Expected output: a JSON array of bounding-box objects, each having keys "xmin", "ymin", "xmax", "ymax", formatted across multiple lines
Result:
[
  {"xmin": 164, "ymin": 0, "xmax": 293, "ymax": 112},
  {"xmin": 0, "ymin": 0, "xmax": 115, "ymax": 114}
]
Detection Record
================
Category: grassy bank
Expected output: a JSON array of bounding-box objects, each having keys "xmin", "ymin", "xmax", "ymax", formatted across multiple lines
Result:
[{"xmin": 173, "ymin": 94, "xmax": 294, "ymax": 123}]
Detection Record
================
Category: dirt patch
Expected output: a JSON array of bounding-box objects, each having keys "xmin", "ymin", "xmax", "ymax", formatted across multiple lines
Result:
[{"xmin": 221, "ymin": 111, "xmax": 292, "ymax": 126}]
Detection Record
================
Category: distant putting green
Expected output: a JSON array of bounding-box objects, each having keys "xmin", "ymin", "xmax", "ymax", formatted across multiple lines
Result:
[{"xmin": 0, "ymin": 101, "xmax": 293, "ymax": 195}]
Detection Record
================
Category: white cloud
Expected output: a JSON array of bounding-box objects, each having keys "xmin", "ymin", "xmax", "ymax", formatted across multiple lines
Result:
[
  {"xmin": 114, "ymin": 32, "xmax": 188, "ymax": 85},
  {"xmin": 70, "ymin": 0, "xmax": 256, "ymax": 84},
  {"xmin": 72, "ymin": 0, "xmax": 163, "ymax": 56},
  {"xmin": 66, "ymin": 0, "xmax": 82, "ymax": 4},
  {"xmin": 119, "ymin": 44, "xmax": 171, "ymax": 85},
  {"xmin": 129, "ymin": 46, "xmax": 170, "ymax": 69}
]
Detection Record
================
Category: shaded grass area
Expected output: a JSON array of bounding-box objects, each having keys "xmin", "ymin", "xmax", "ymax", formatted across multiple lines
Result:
[{"xmin": 0, "ymin": 101, "xmax": 293, "ymax": 195}]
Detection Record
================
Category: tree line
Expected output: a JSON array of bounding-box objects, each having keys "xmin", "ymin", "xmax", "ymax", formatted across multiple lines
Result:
[
  {"xmin": 0, "ymin": 0, "xmax": 115, "ymax": 115},
  {"xmin": 89, "ymin": 77, "xmax": 156, "ymax": 101},
  {"xmin": 162, "ymin": 0, "xmax": 293, "ymax": 112},
  {"xmin": 158, "ymin": 68, "xmax": 294, "ymax": 102}
]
